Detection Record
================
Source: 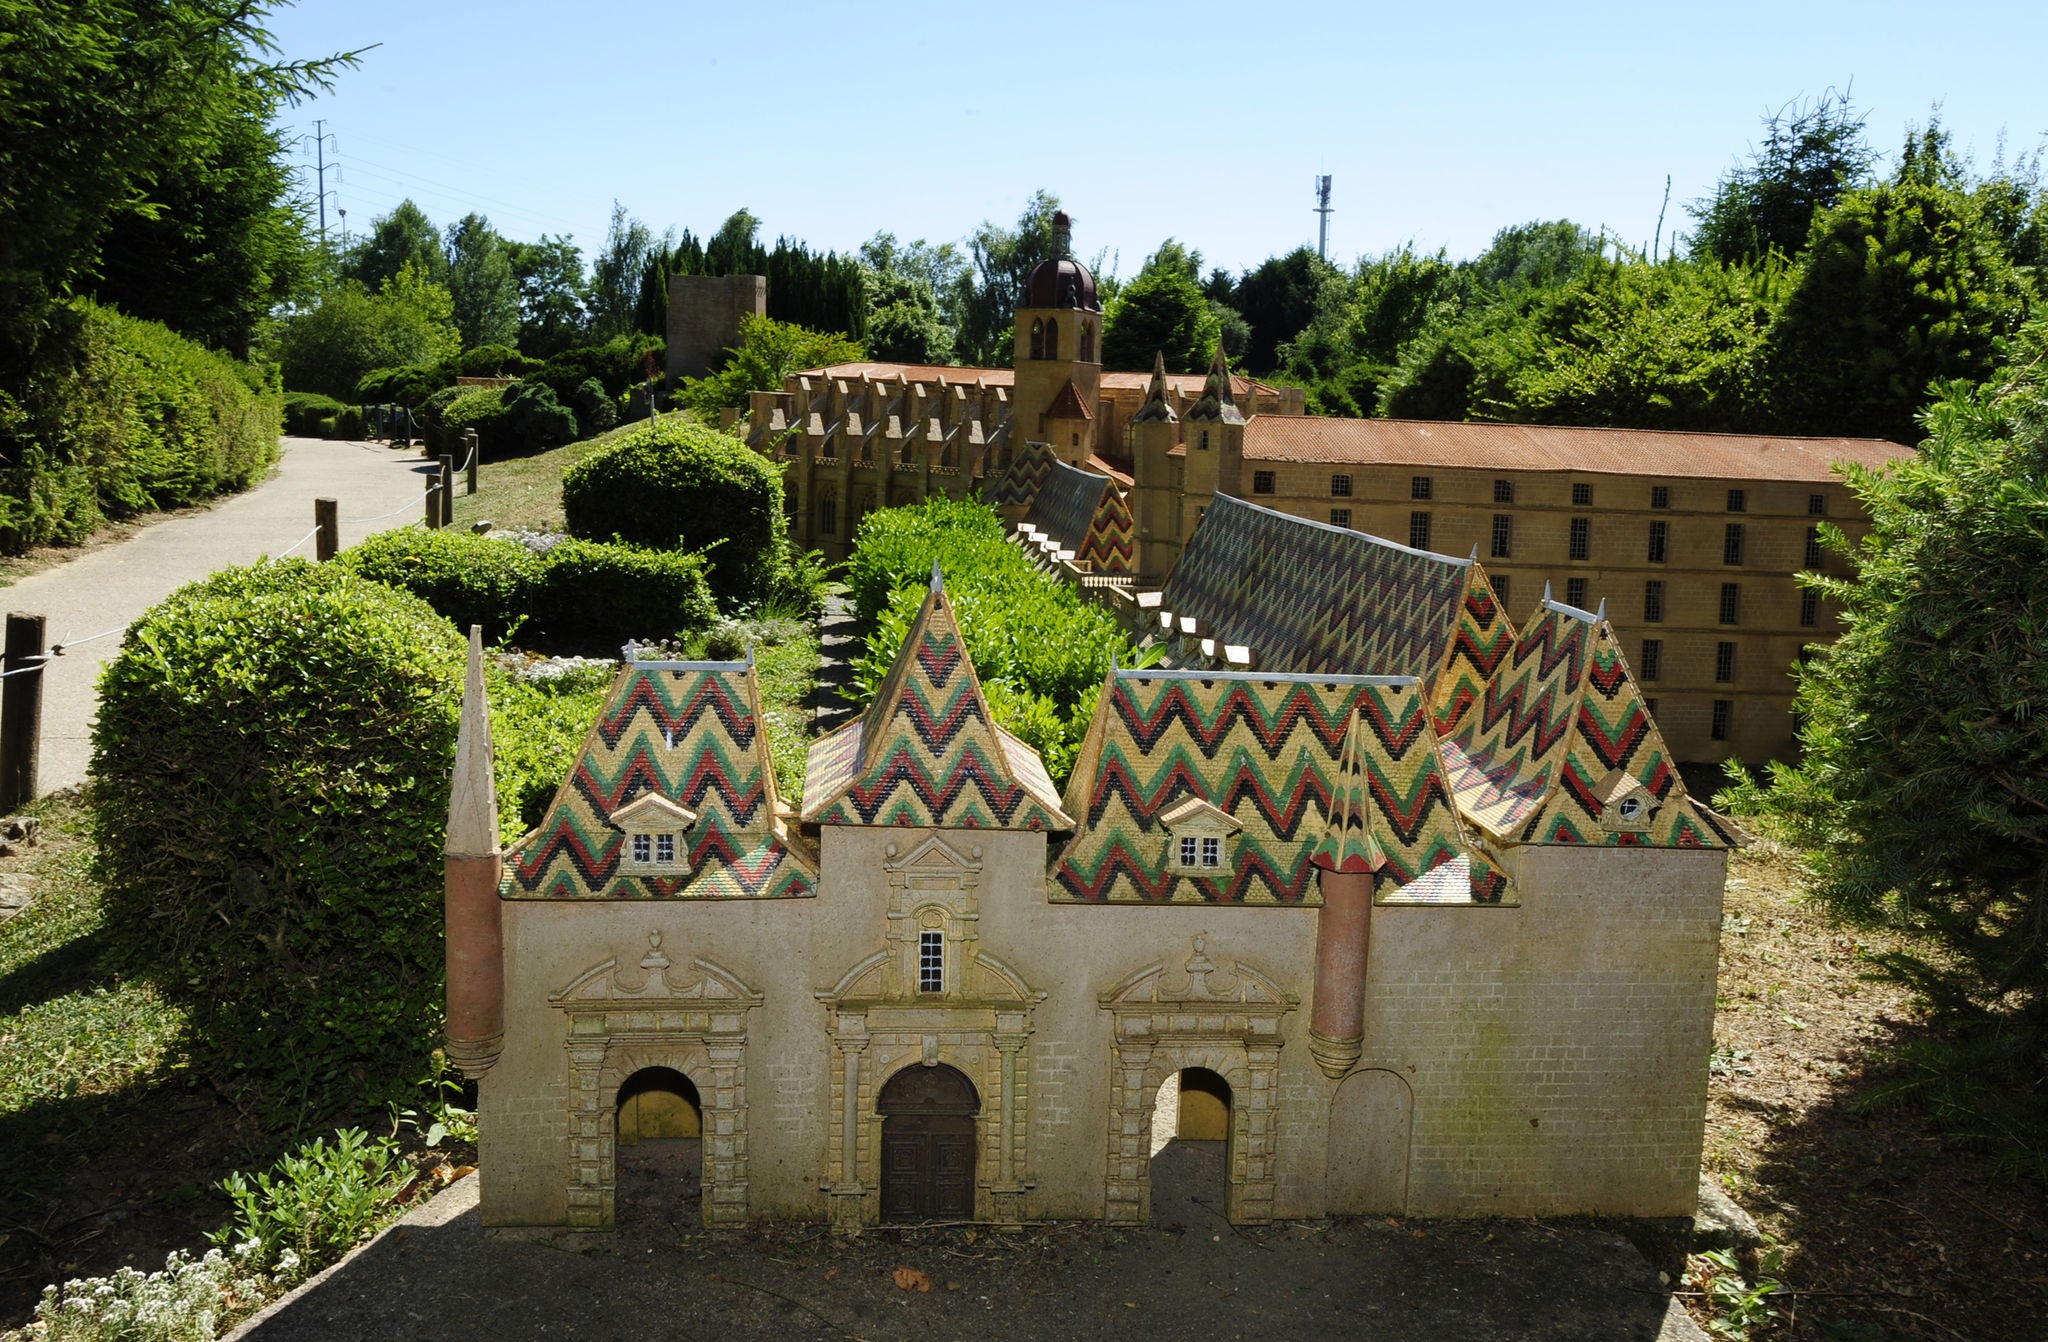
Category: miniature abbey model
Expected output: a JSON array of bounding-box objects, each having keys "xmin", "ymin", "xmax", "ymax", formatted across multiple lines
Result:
[{"xmin": 446, "ymin": 479, "xmax": 1742, "ymax": 1229}]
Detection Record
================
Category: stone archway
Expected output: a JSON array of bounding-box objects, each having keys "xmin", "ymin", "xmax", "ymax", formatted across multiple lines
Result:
[{"xmin": 1099, "ymin": 935, "xmax": 1297, "ymax": 1225}]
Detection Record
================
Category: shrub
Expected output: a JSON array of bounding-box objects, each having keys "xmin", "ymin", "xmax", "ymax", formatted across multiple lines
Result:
[
  {"xmin": 90, "ymin": 561, "xmax": 464, "ymax": 1106},
  {"xmin": 437, "ymin": 384, "xmax": 504, "ymax": 443},
  {"xmin": 454, "ymin": 343, "xmax": 539, "ymax": 378},
  {"xmin": 28, "ymin": 1243, "xmax": 272, "ymax": 1342},
  {"xmin": 493, "ymin": 664, "xmax": 614, "ymax": 841},
  {"xmin": 268, "ymin": 264, "xmax": 459, "ymax": 400},
  {"xmin": 338, "ymin": 528, "xmax": 717, "ymax": 647},
  {"xmin": 212, "ymin": 1128, "xmax": 407, "ymax": 1287},
  {"xmin": 572, "ymin": 377, "xmax": 617, "ymax": 436},
  {"xmin": 282, "ymin": 391, "xmax": 346, "ymax": 437},
  {"xmin": 495, "ymin": 380, "xmax": 577, "ymax": 454},
  {"xmin": 561, "ymin": 417, "xmax": 784, "ymax": 609},
  {"xmin": 533, "ymin": 332, "xmax": 664, "ymax": 404},
  {"xmin": 354, "ymin": 362, "xmax": 447, "ymax": 408},
  {"xmin": 0, "ymin": 300, "xmax": 282, "ymax": 553}
]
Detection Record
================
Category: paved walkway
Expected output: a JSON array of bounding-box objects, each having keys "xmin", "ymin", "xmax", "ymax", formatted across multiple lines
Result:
[{"xmin": 0, "ymin": 437, "xmax": 433, "ymax": 793}]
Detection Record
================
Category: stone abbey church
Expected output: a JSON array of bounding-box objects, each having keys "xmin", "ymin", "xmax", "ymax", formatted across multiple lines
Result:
[
  {"xmin": 715, "ymin": 212, "xmax": 1909, "ymax": 765},
  {"xmin": 447, "ymin": 404, "xmax": 1753, "ymax": 1229}
]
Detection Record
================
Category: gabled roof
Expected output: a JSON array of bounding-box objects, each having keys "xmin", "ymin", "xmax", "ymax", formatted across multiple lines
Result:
[
  {"xmin": 1045, "ymin": 378, "xmax": 1093, "ymax": 421},
  {"xmin": 1051, "ymin": 669, "xmax": 1493, "ymax": 905},
  {"xmin": 988, "ymin": 438, "xmax": 1056, "ymax": 508},
  {"xmin": 804, "ymin": 570, "xmax": 1072, "ymax": 831},
  {"xmin": 1438, "ymin": 597, "xmax": 1743, "ymax": 849},
  {"xmin": 1025, "ymin": 458, "xmax": 1110, "ymax": 556},
  {"xmin": 1158, "ymin": 494, "xmax": 1474, "ymax": 683},
  {"xmin": 507, "ymin": 660, "xmax": 817, "ymax": 900}
]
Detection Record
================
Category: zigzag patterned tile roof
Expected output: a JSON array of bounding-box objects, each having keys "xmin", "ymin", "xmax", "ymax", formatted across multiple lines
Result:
[
  {"xmin": 506, "ymin": 661, "xmax": 817, "ymax": 900},
  {"xmin": 803, "ymin": 572, "xmax": 1072, "ymax": 831},
  {"xmin": 1051, "ymin": 669, "xmax": 1492, "ymax": 905},
  {"xmin": 988, "ymin": 438, "xmax": 1056, "ymax": 508},
  {"xmin": 1025, "ymin": 458, "xmax": 1109, "ymax": 556},
  {"xmin": 1159, "ymin": 494, "xmax": 1473, "ymax": 682},
  {"xmin": 1074, "ymin": 480, "xmax": 1135, "ymax": 577}
]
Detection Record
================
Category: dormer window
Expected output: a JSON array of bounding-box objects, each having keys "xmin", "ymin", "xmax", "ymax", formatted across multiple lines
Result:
[
  {"xmin": 1161, "ymin": 797, "xmax": 1241, "ymax": 873},
  {"xmin": 612, "ymin": 792, "xmax": 697, "ymax": 875}
]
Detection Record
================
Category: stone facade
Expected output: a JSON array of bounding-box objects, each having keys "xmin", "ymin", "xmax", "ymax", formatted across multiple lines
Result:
[{"xmin": 666, "ymin": 274, "xmax": 767, "ymax": 383}]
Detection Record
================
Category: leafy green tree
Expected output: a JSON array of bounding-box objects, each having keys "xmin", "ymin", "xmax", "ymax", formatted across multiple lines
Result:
[
  {"xmin": 1769, "ymin": 126, "xmax": 2034, "ymax": 443},
  {"xmin": 269, "ymin": 262, "xmax": 460, "ymax": 398},
  {"xmin": 445, "ymin": 213, "xmax": 521, "ymax": 351},
  {"xmin": 342, "ymin": 200, "xmax": 446, "ymax": 293},
  {"xmin": 1233, "ymin": 247, "xmax": 1337, "ymax": 374},
  {"xmin": 1723, "ymin": 322, "xmax": 2048, "ymax": 1167},
  {"xmin": 1690, "ymin": 90, "xmax": 1874, "ymax": 264},
  {"xmin": 679, "ymin": 313, "xmax": 862, "ymax": 414},
  {"xmin": 0, "ymin": 0, "xmax": 354, "ymax": 367},
  {"xmin": 863, "ymin": 268, "xmax": 953, "ymax": 364},
  {"xmin": 950, "ymin": 191, "xmax": 1064, "ymax": 366},
  {"xmin": 505, "ymin": 234, "xmax": 587, "ymax": 357},
  {"xmin": 861, "ymin": 232, "xmax": 966, "ymax": 307},
  {"xmin": 588, "ymin": 202, "xmax": 668, "ymax": 342},
  {"xmin": 83, "ymin": 83, "xmax": 315, "ymax": 357},
  {"xmin": 1465, "ymin": 219, "xmax": 1605, "ymax": 291},
  {"xmin": 1101, "ymin": 240, "xmax": 1222, "ymax": 373}
]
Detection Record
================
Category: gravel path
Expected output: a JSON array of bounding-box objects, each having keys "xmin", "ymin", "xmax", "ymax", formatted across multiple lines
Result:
[{"xmin": 0, "ymin": 437, "xmax": 433, "ymax": 793}]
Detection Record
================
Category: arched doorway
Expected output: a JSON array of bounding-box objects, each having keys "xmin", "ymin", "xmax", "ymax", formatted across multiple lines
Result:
[
  {"xmin": 614, "ymin": 1067, "xmax": 701, "ymax": 1230},
  {"xmin": 1150, "ymin": 1067, "xmax": 1231, "ymax": 1228},
  {"xmin": 878, "ymin": 1064, "xmax": 978, "ymax": 1222}
]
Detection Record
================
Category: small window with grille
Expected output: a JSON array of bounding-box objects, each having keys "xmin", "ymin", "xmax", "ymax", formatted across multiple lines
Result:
[
  {"xmin": 1651, "ymin": 485, "xmax": 1671, "ymax": 509},
  {"xmin": 1330, "ymin": 508, "xmax": 1352, "ymax": 528},
  {"xmin": 1493, "ymin": 479, "xmax": 1514, "ymax": 504},
  {"xmin": 1572, "ymin": 482, "xmax": 1593, "ymax": 507},
  {"xmin": 1719, "ymin": 582, "xmax": 1740, "ymax": 625},
  {"xmin": 1643, "ymin": 580, "xmax": 1665, "ymax": 623},
  {"xmin": 1711, "ymin": 700, "xmax": 1731, "ymax": 740},
  {"xmin": 1411, "ymin": 475, "xmax": 1433, "ymax": 500},
  {"xmin": 1568, "ymin": 516, "xmax": 1591, "ymax": 561},
  {"xmin": 1491, "ymin": 514, "xmax": 1512, "ymax": 558},
  {"xmin": 1647, "ymin": 520, "xmax": 1667, "ymax": 563},
  {"xmin": 1726, "ymin": 488, "xmax": 1746, "ymax": 512},
  {"xmin": 1715, "ymin": 641, "xmax": 1737, "ymax": 682},
  {"xmin": 1409, "ymin": 511, "xmax": 1431, "ymax": 549},
  {"xmin": 1493, "ymin": 575, "xmax": 1511, "ymax": 612},
  {"xmin": 1201, "ymin": 837, "xmax": 1221, "ymax": 868},
  {"xmin": 1808, "ymin": 493, "xmax": 1827, "ymax": 516},
  {"xmin": 631, "ymin": 834, "xmax": 651, "ymax": 864},
  {"xmin": 655, "ymin": 833, "xmax": 676, "ymax": 864},
  {"xmin": 918, "ymin": 930, "xmax": 944, "ymax": 993},
  {"xmin": 1641, "ymin": 639, "xmax": 1662, "ymax": 680},
  {"xmin": 1252, "ymin": 470, "xmax": 1276, "ymax": 494},
  {"xmin": 1565, "ymin": 577, "xmax": 1587, "ymax": 609},
  {"xmin": 1800, "ymin": 589, "xmax": 1819, "ymax": 627},
  {"xmin": 1724, "ymin": 523, "xmax": 1745, "ymax": 566},
  {"xmin": 1646, "ymin": 697, "xmax": 1660, "ymax": 716},
  {"xmin": 1331, "ymin": 473, "xmax": 1352, "ymax": 497},
  {"xmin": 1179, "ymin": 836, "xmax": 1198, "ymax": 867},
  {"xmin": 1805, "ymin": 526, "xmax": 1823, "ymax": 567}
]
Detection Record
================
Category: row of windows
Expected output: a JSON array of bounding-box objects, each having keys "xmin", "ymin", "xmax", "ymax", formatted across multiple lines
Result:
[
  {"xmin": 1276, "ymin": 473, "xmax": 1831, "ymax": 518},
  {"xmin": 1025, "ymin": 318, "xmax": 1094, "ymax": 363},
  {"xmin": 1639, "ymin": 585, "xmax": 1821, "ymax": 628},
  {"xmin": 1638, "ymin": 697, "xmax": 1735, "ymax": 741}
]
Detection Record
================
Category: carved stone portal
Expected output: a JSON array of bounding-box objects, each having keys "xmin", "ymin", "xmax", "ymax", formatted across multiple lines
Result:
[
  {"xmin": 550, "ymin": 932, "xmax": 762, "ymax": 1229},
  {"xmin": 1098, "ymin": 934, "xmax": 1297, "ymax": 1226}
]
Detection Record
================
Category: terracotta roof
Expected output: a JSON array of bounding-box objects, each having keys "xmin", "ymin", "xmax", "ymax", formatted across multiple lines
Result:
[
  {"xmin": 1242, "ymin": 416, "xmax": 1910, "ymax": 482},
  {"xmin": 1046, "ymin": 379, "xmax": 1093, "ymax": 421},
  {"xmin": 798, "ymin": 362, "xmax": 1278, "ymax": 401},
  {"xmin": 1086, "ymin": 454, "xmax": 1134, "ymax": 486},
  {"xmin": 1101, "ymin": 371, "xmax": 1273, "ymax": 397}
]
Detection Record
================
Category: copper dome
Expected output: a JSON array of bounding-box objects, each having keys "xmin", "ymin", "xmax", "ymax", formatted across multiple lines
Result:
[{"xmin": 1022, "ymin": 211, "xmax": 1100, "ymax": 311}]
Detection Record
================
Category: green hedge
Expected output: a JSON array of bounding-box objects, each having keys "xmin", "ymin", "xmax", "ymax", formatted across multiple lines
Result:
[
  {"xmin": 0, "ymin": 300, "xmax": 282, "ymax": 552},
  {"xmin": 90, "ymin": 561, "xmax": 464, "ymax": 1103},
  {"xmin": 283, "ymin": 391, "xmax": 346, "ymax": 436},
  {"xmin": 561, "ymin": 417, "xmax": 783, "ymax": 610},
  {"xmin": 338, "ymin": 527, "xmax": 717, "ymax": 647},
  {"xmin": 846, "ymin": 496, "xmax": 1139, "ymax": 784}
]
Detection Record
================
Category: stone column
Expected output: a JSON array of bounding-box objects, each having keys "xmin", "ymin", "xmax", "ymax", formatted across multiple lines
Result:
[
  {"xmin": 829, "ymin": 1014, "xmax": 869, "ymax": 1231},
  {"xmin": 445, "ymin": 626, "xmax": 504, "ymax": 1078},
  {"xmin": 1308, "ymin": 867, "xmax": 1373, "ymax": 1080},
  {"xmin": 992, "ymin": 1012, "xmax": 1030, "ymax": 1226}
]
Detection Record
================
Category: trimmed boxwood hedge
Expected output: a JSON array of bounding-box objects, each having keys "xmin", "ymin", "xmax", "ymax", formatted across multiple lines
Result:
[
  {"xmin": 338, "ymin": 527, "xmax": 717, "ymax": 646},
  {"xmin": 90, "ymin": 561, "xmax": 466, "ymax": 1102},
  {"xmin": 561, "ymin": 417, "xmax": 783, "ymax": 610}
]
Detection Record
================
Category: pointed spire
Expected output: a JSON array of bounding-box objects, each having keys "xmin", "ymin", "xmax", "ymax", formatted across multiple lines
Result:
[
  {"xmin": 1185, "ymin": 346, "xmax": 1244, "ymax": 424},
  {"xmin": 1311, "ymin": 708, "xmax": 1387, "ymax": 876},
  {"xmin": 1133, "ymin": 351, "xmax": 1178, "ymax": 423},
  {"xmin": 447, "ymin": 624, "xmax": 500, "ymax": 860},
  {"xmin": 930, "ymin": 559, "xmax": 945, "ymax": 593}
]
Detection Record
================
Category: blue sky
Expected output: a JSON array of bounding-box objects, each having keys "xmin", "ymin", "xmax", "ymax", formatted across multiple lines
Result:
[{"xmin": 265, "ymin": 0, "xmax": 2048, "ymax": 280}]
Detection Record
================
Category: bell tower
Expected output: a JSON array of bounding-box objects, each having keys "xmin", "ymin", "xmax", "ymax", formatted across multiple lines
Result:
[{"xmin": 1012, "ymin": 211, "xmax": 1103, "ymax": 469}]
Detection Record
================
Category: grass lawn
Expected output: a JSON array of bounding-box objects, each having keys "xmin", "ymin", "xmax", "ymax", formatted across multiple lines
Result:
[{"xmin": 446, "ymin": 421, "xmax": 638, "ymax": 535}]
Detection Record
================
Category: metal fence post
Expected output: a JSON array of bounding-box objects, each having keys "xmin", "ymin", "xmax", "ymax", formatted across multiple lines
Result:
[{"xmin": 1, "ymin": 614, "xmax": 45, "ymax": 810}]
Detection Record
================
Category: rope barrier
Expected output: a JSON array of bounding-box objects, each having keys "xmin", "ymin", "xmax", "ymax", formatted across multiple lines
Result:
[
  {"xmin": 344, "ymin": 482, "xmax": 438, "ymax": 525},
  {"xmin": 51, "ymin": 627, "xmax": 123, "ymax": 655},
  {"xmin": 276, "ymin": 525, "xmax": 323, "ymax": 557}
]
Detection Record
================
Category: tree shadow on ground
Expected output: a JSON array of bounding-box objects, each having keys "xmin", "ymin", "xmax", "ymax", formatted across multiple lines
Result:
[{"xmin": 1742, "ymin": 1014, "xmax": 2048, "ymax": 1342}]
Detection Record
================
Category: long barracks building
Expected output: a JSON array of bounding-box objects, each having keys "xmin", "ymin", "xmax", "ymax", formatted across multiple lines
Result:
[{"xmin": 707, "ymin": 212, "xmax": 1910, "ymax": 765}]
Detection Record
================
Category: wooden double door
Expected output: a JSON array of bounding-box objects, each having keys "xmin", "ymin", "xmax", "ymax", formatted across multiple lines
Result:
[{"xmin": 878, "ymin": 1064, "xmax": 978, "ymax": 1222}]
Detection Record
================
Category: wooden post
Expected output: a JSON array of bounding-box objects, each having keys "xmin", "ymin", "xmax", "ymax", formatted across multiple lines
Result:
[
  {"xmin": 438, "ymin": 455, "xmax": 455, "ymax": 527},
  {"xmin": 424, "ymin": 473, "xmax": 440, "ymax": 528},
  {"xmin": 463, "ymin": 429, "xmax": 480, "ymax": 495},
  {"xmin": 1, "ymin": 614, "xmax": 46, "ymax": 810},
  {"xmin": 315, "ymin": 497, "xmax": 338, "ymax": 561}
]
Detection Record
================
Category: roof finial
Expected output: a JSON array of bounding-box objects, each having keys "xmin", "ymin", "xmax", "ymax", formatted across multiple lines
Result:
[
  {"xmin": 1051, "ymin": 209, "xmax": 1072, "ymax": 259},
  {"xmin": 1133, "ymin": 351, "xmax": 1178, "ymax": 423},
  {"xmin": 930, "ymin": 559, "xmax": 945, "ymax": 594}
]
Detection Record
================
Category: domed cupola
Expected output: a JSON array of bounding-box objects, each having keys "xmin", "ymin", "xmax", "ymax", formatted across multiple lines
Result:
[{"xmin": 1022, "ymin": 212, "xmax": 1101, "ymax": 313}]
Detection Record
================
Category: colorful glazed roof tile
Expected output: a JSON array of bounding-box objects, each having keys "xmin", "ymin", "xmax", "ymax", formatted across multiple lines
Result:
[
  {"xmin": 988, "ymin": 437, "xmax": 1056, "ymax": 508},
  {"xmin": 1074, "ymin": 480, "xmax": 1136, "ymax": 577},
  {"xmin": 804, "ymin": 568, "xmax": 1072, "ymax": 831},
  {"xmin": 507, "ymin": 660, "xmax": 817, "ymax": 900},
  {"xmin": 1023, "ymin": 458, "xmax": 1136, "ymax": 576},
  {"xmin": 1431, "ymin": 561, "xmax": 1516, "ymax": 734},
  {"xmin": 1051, "ymin": 668, "xmax": 1493, "ymax": 905},
  {"xmin": 1158, "ymin": 494, "xmax": 1474, "ymax": 682}
]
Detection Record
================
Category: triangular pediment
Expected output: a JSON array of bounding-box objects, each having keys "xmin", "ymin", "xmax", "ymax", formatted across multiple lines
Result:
[
  {"xmin": 612, "ymin": 791, "xmax": 699, "ymax": 831},
  {"xmin": 1158, "ymin": 797, "xmax": 1242, "ymax": 836}
]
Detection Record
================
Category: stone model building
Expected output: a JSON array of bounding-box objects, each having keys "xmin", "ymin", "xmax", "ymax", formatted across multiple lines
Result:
[
  {"xmin": 449, "ymin": 486, "xmax": 1746, "ymax": 1231},
  {"xmin": 682, "ymin": 211, "xmax": 1911, "ymax": 763}
]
